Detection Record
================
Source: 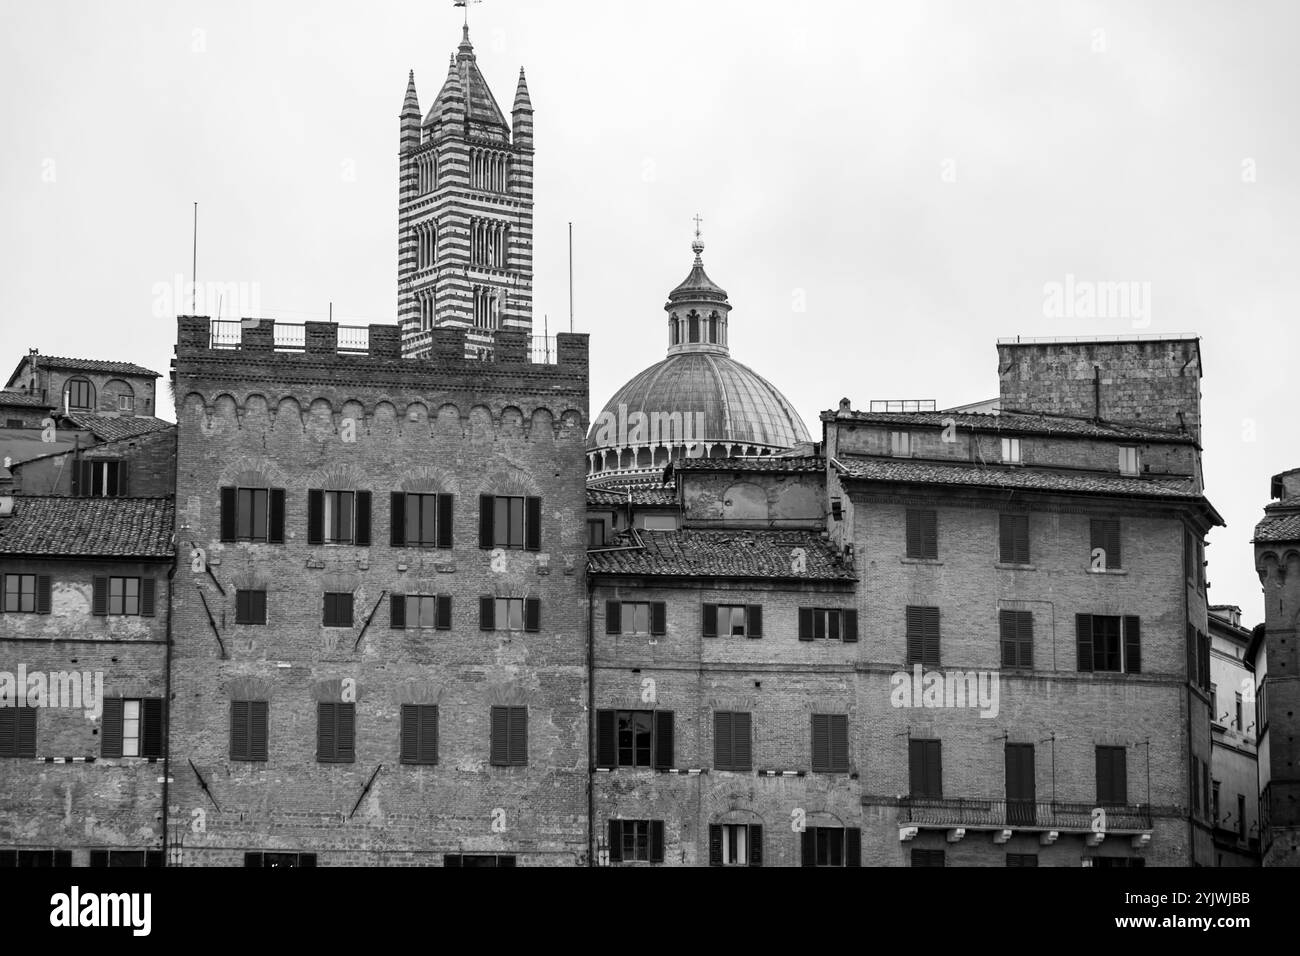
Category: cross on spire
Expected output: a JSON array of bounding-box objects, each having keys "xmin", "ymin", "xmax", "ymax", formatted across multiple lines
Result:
[{"xmin": 692, "ymin": 213, "xmax": 703, "ymax": 239}]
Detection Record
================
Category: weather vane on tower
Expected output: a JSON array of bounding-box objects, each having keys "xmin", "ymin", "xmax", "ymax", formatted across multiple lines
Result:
[{"xmin": 454, "ymin": 0, "xmax": 482, "ymax": 29}]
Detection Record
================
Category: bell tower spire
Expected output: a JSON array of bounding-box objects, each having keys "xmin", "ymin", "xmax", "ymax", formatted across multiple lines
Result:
[{"xmin": 665, "ymin": 216, "xmax": 731, "ymax": 356}]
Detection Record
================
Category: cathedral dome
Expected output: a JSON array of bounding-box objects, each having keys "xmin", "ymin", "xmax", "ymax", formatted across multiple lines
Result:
[{"xmin": 587, "ymin": 237, "xmax": 811, "ymax": 485}]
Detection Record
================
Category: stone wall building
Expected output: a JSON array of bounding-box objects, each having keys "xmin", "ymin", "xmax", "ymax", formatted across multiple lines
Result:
[
  {"xmin": 1206, "ymin": 604, "xmax": 1260, "ymax": 865},
  {"xmin": 167, "ymin": 317, "xmax": 589, "ymax": 866}
]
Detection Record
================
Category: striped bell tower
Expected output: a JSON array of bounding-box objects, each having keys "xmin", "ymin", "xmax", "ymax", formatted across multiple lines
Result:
[{"xmin": 398, "ymin": 25, "xmax": 534, "ymax": 358}]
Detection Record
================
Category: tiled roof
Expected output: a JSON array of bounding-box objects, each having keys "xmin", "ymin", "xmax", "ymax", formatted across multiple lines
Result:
[
  {"xmin": 0, "ymin": 390, "xmax": 53, "ymax": 409},
  {"xmin": 0, "ymin": 496, "xmax": 174, "ymax": 558},
  {"xmin": 588, "ymin": 529, "xmax": 855, "ymax": 581},
  {"xmin": 827, "ymin": 409, "xmax": 1194, "ymax": 443},
  {"xmin": 22, "ymin": 356, "xmax": 160, "ymax": 377},
  {"xmin": 587, "ymin": 486, "xmax": 678, "ymax": 507},
  {"xmin": 60, "ymin": 414, "xmax": 173, "ymax": 442},
  {"xmin": 1255, "ymin": 500, "xmax": 1300, "ymax": 543},
  {"xmin": 834, "ymin": 455, "xmax": 1202, "ymax": 499},
  {"xmin": 674, "ymin": 456, "xmax": 825, "ymax": 474}
]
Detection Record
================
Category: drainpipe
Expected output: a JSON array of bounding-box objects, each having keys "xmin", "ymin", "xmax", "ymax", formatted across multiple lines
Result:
[
  {"xmin": 160, "ymin": 557, "xmax": 177, "ymax": 864},
  {"xmin": 586, "ymin": 575, "xmax": 596, "ymax": 867}
]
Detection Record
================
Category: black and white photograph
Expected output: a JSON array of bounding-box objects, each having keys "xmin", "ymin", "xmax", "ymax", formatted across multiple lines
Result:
[{"xmin": 0, "ymin": 0, "xmax": 1291, "ymax": 934}]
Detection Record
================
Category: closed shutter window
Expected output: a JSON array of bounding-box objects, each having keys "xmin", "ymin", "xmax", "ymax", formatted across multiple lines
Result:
[
  {"xmin": 999, "ymin": 514, "xmax": 1030, "ymax": 565},
  {"xmin": 908, "ymin": 738, "xmax": 942, "ymax": 798},
  {"xmin": 400, "ymin": 704, "xmax": 438, "ymax": 765},
  {"xmin": 0, "ymin": 707, "xmax": 37, "ymax": 758},
  {"xmin": 906, "ymin": 509, "xmax": 938, "ymax": 560},
  {"xmin": 317, "ymin": 702, "xmax": 356, "ymax": 763},
  {"xmin": 906, "ymin": 606, "xmax": 941, "ymax": 665},
  {"xmin": 490, "ymin": 705, "xmax": 527, "ymax": 766},
  {"xmin": 812, "ymin": 713, "xmax": 849, "ymax": 772},
  {"xmin": 999, "ymin": 609, "xmax": 1033, "ymax": 668},
  {"xmin": 230, "ymin": 700, "xmax": 268, "ymax": 761},
  {"xmin": 1090, "ymin": 519, "xmax": 1122, "ymax": 569},
  {"xmin": 713, "ymin": 711, "xmax": 752, "ymax": 771}
]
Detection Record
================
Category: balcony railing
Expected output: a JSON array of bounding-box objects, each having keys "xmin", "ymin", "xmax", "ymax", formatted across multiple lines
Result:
[
  {"xmin": 868, "ymin": 399, "xmax": 937, "ymax": 413},
  {"xmin": 898, "ymin": 797, "xmax": 1152, "ymax": 832}
]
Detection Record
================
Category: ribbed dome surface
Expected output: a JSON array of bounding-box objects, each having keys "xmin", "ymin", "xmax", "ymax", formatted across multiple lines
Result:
[{"xmin": 588, "ymin": 352, "xmax": 810, "ymax": 451}]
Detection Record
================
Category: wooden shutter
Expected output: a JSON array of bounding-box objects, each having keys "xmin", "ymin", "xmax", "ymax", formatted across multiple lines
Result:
[
  {"xmin": 250, "ymin": 701, "xmax": 268, "ymax": 760},
  {"xmin": 400, "ymin": 704, "xmax": 418, "ymax": 763},
  {"xmin": 922, "ymin": 511, "xmax": 937, "ymax": 558},
  {"xmin": 317, "ymin": 702, "xmax": 336, "ymax": 761},
  {"xmin": 798, "ymin": 607, "xmax": 814, "ymax": 641},
  {"xmin": 708, "ymin": 824, "xmax": 723, "ymax": 866},
  {"xmin": 801, "ymin": 828, "xmax": 816, "ymax": 866},
  {"xmin": 831, "ymin": 714, "xmax": 849, "ymax": 771},
  {"xmin": 36, "ymin": 575, "xmax": 51, "ymax": 615},
  {"xmin": 713, "ymin": 711, "xmax": 733, "ymax": 768},
  {"xmin": 649, "ymin": 820, "xmax": 664, "ymax": 863},
  {"xmin": 924, "ymin": 608, "xmax": 939, "ymax": 664},
  {"xmin": 92, "ymin": 576, "xmax": 108, "ymax": 616},
  {"xmin": 746, "ymin": 605, "xmax": 762, "ymax": 639},
  {"xmin": 435, "ymin": 595, "xmax": 452, "ymax": 630},
  {"xmin": 843, "ymin": 609, "xmax": 858, "ymax": 643},
  {"xmin": 268, "ymin": 489, "xmax": 285, "ymax": 543},
  {"xmin": 337, "ymin": 703, "xmax": 355, "ymax": 762},
  {"xmin": 0, "ymin": 710, "xmax": 14, "ymax": 756},
  {"xmin": 733, "ymin": 711, "xmax": 752, "ymax": 770},
  {"xmin": 653, "ymin": 710, "xmax": 674, "ymax": 769},
  {"xmin": 1091, "ymin": 519, "xmax": 1121, "ymax": 568},
  {"xmin": 390, "ymin": 493, "xmax": 406, "ymax": 547},
  {"xmin": 999, "ymin": 514, "xmax": 1015, "ymax": 563},
  {"xmin": 307, "ymin": 489, "xmax": 324, "ymax": 545},
  {"xmin": 490, "ymin": 705, "xmax": 508, "ymax": 765},
  {"xmin": 909, "ymin": 739, "xmax": 925, "ymax": 796},
  {"xmin": 607, "ymin": 820, "xmax": 623, "ymax": 862},
  {"xmin": 231, "ymin": 701, "xmax": 249, "ymax": 760},
  {"xmin": 479, "ymin": 494, "xmax": 494, "ymax": 548},
  {"xmin": 141, "ymin": 698, "xmax": 163, "ymax": 758},
  {"xmin": 702, "ymin": 603, "xmax": 717, "ymax": 638},
  {"xmin": 811, "ymin": 713, "xmax": 830, "ymax": 771},
  {"xmin": 16, "ymin": 708, "xmax": 36, "ymax": 758},
  {"xmin": 1014, "ymin": 515, "xmax": 1030, "ymax": 564},
  {"xmin": 390, "ymin": 593, "xmax": 406, "ymax": 629},
  {"xmin": 101, "ymin": 697, "xmax": 124, "ymax": 757},
  {"xmin": 420, "ymin": 705, "xmax": 438, "ymax": 763},
  {"xmin": 437, "ymin": 494, "xmax": 454, "ymax": 549},
  {"xmin": 525, "ymin": 496, "xmax": 542, "ymax": 551},
  {"xmin": 596, "ymin": 710, "xmax": 616, "ymax": 768},
  {"xmin": 749, "ymin": 825, "xmax": 763, "ymax": 867},
  {"xmin": 906, "ymin": 510, "xmax": 923, "ymax": 558},
  {"xmin": 845, "ymin": 828, "xmax": 861, "ymax": 867},
  {"xmin": 479, "ymin": 596, "xmax": 495, "ymax": 631},
  {"xmin": 140, "ymin": 577, "xmax": 156, "ymax": 617},
  {"xmin": 650, "ymin": 602, "xmax": 666, "ymax": 636},
  {"xmin": 1124, "ymin": 616, "xmax": 1142, "ymax": 674},
  {"xmin": 509, "ymin": 707, "xmax": 527, "ymax": 765},
  {"xmin": 355, "ymin": 491, "xmax": 372, "ymax": 546},
  {"xmin": 1096, "ymin": 747, "xmax": 1111, "ymax": 803},
  {"xmin": 1076, "ymin": 614, "xmax": 1094, "ymax": 672},
  {"xmin": 605, "ymin": 601, "xmax": 621, "ymax": 635},
  {"xmin": 1000, "ymin": 610, "xmax": 1016, "ymax": 667},
  {"xmin": 220, "ymin": 487, "xmax": 236, "ymax": 541},
  {"xmin": 524, "ymin": 597, "xmax": 540, "ymax": 633}
]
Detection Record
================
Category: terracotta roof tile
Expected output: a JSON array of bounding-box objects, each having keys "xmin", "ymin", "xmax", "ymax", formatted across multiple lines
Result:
[
  {"xmin": 0, "ymin": 496, "xmax": 174, "ymax": 558},
  {"xmin": 588, "ymin": 529, "xmax": 854, "ymax": 581},
  {"xmin": 61, "ymin": 414, "xmax": 173, "ymax": 442},
  {"xmin": 828, "ymin": 409, "xmax": 1194, "ymax": 443}
]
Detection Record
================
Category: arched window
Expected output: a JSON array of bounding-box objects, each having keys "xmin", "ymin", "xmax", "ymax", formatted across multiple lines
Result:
[
  {"xmin": 669, "ymin": 313, "xmax": 679, "ymax": 346},
  {"xmin": 688, "ymin": 311, "xmax": 700, "ymax": 343},
  {"xmin": 106, "ymin": 379, "xmax": 134, "ymax": 412},
  {"xmin": 64, "ymin": 378, "xmax": 94, "ymax": 412},
  {"xmin": 708, "ymin": 313, "xmax": 718, "ymax": 343}
]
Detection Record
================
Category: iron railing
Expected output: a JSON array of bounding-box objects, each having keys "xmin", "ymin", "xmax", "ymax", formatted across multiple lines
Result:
[
  {"xmin": 898, "ymin": 797, "xmax": 1152, "ymax": 831},
  {"xmin": 868, "ymin": 399, "xmax": 937, "ymax": 413}
]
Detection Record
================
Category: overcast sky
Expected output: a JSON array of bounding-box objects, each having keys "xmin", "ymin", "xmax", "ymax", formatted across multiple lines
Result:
[{"xmin": 2, "ymin": 0, "xmax": 1295, "ymax": 624}]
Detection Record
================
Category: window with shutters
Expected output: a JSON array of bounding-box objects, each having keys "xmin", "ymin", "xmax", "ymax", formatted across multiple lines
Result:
[
  {"xmin": 1212, "ymin": 779, "xmax": 1221, "ymax": 824},
  {"xmin": 709, "ymin": 823, "xmax": 762, "ymax": 866},
  {"xmin": 88, "ymin": 850, "xmax": 163, "ymax": 867},
  {"xmin": 606, "ymin": 600, "xmax": 667, "ymax": 637},
  {"xmin": 905, "ymin": 509, "xmax": 938, "ymax": 560},
  {"xmin": 490, "ymin": 705, "xmax": 528, "ymax": 766},
  {"xmin": 2, "ymin": 573, "xmax": 50, "ymax": 614},
  {"xmin": 595, "ymin": 709, "xmax": 674, "ymax": 769},
  {"xmin": 908, "ymin": 738, "xmax": 942, "ymax": 798},
  {"xmin": 607, "ymin": 819, "xmax": 664, "ymax": 863},
  {"xmin": 75, "ymin": 460, "xmax": 125, "ymax": 497},
  {"xmin": 702, "ymin": 603, "xmax": 762, "ymax": 638},
  {"xmin": 910, "ymin": 848, "xmax": 945, "ymax": 867},
  {"xmin": 1075, "ymin": 614, "xmax": 1140, "ymax": 673},
  {"xmin": 221, "ymin": 486, "xmax": 286, "ymax": 543},
  {"xmin": 801, "ymin": 826, "xmax": 861, "ymax": 867},
  {"xmin": 999, "ymin": 609, "xmax": 1033, "ymax": 668},
  {"xmin": 1089, "ymin": 518, "xmax": 1122, "ymax": 570},
  {"xmin": 1096, "ymin": 745, "xmax": 1128, "ymax": 805},
  {"xmin": 998, "ymin": 513, "xmax": 1030, "ymax": 565},
  {"xmin": 713, "ymin": 711, "xmax": 753, "ymax": 771},
  {"xmin": 65, "ymin": 378, "xmax": 93, "ymax": 411},
  {"xmin": 322, "ymin": 490, "xmax": 357, "ymax": 544},
  {"xmin": 1197, "ymin": 631, "xmax": 1211, "ymax": 691},
  {"xmin": 0, "ymin": 849, "xmax": 73, "ymax": 867},
  {"xmin": 230, "ymin": 700, "xmax": 268, "ymax": 761},
  {"xmin": 1005, "ymin": 853, "xmax": 1038, "ymax": 867},
  {"xmin": 235, "ymin": 589, "xmax": 267, "ymax": 625},
  {"xmin": 391, "ymin": 492, "xmax": 453, "ymax": 549},
  {"xmin": 905, "ymin": 606, "xmax": 941, "ymax": 665},
  {"xmin": 890, "ymin": 430, "xmax": 911, "ymax": 457},
  {"xmin": 1235, "ymin": 692, "xmax": 1243, "ymax": 731},
  {"xmin": 444, "ymin": 854, "xmax": 516, "ymax": 867},
  {"xmin": 1001, "ymin": 437, "xmax": 1022, "ymax": 464},
  {"xmin": 0, "ymin": 707, "xmax": 37, "ymax": 758},
  {"xmin": 480, "ymin": 596, "xmax": 540, "ymax": 632},
  {"xmin": 400, "ymin": 704, "xmax": 438, "ymax": 765},
  {"xmin": 811, "ymin": 713, "xmax": 850, "ymax": 773},
  {"xmin": 244, "ymin": 852, "xmax": 317, "ymax": 867},
  {"xmin": 101, "ymin": 698, "xmax": 163, "ymax": 758},
  {"xmin": 798, "ymin": 607, "xmax": 859, "ymax": 643},
  {"xmin": 107, "ymin": 577, "xmax": 142, "ymax": 615},
  {"xmin": 317, "ymin": 702, "xmax": 356, "ymax": 763},
  {"xmin": 392, "ymin": 594, "xmax": 451, "ymax": 630},
  {"xmin": 480, "ymin": 494, "xmax": 540, "ymax": 550},
  {"xmin": 1118, "ymin": 446, "xmax": 1140, "ymax": 476},
  {"xmin": 323, "ymin": 592, "xmax": 354, "ymax": 627}
]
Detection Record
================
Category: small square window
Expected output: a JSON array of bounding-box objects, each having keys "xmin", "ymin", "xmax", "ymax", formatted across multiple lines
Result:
[
  {"xmin": 889, "ymin": 431, "xmax": 912, "ymax": 457},
  {"xmin": 1001, "ymin": 437, "xmax": 1021, "ymax": 463},
  {"xmin": 1119, "ymin": 446, "xmax": 1140, "ymax": 476}
]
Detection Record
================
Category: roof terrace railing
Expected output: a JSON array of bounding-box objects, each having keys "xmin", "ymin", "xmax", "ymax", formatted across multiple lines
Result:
[{"xmin": 868, "ymin": 399, "xmax": 937, "ymax": 413}]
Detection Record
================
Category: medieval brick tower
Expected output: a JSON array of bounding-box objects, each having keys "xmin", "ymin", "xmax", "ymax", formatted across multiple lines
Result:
[{"xmin": 398, "ymin": 25, "xmax": 534, "ymax": 359}]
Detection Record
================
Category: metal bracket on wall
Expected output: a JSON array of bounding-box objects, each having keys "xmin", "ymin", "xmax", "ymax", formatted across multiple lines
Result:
[
  {"xmin": 353, "ymin": 590, "xmax": 388, "ymax": 651},
  {"xmin": 195, "ymin": 587, "xmax": 227, "ymax": 659},
  {"xmin": 188, "ymin": 759, "xmax": 221, "ymax": 811},
  {"xmin": 349, "ymin": 764, "xmax": 383, "ymax": 819}
]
